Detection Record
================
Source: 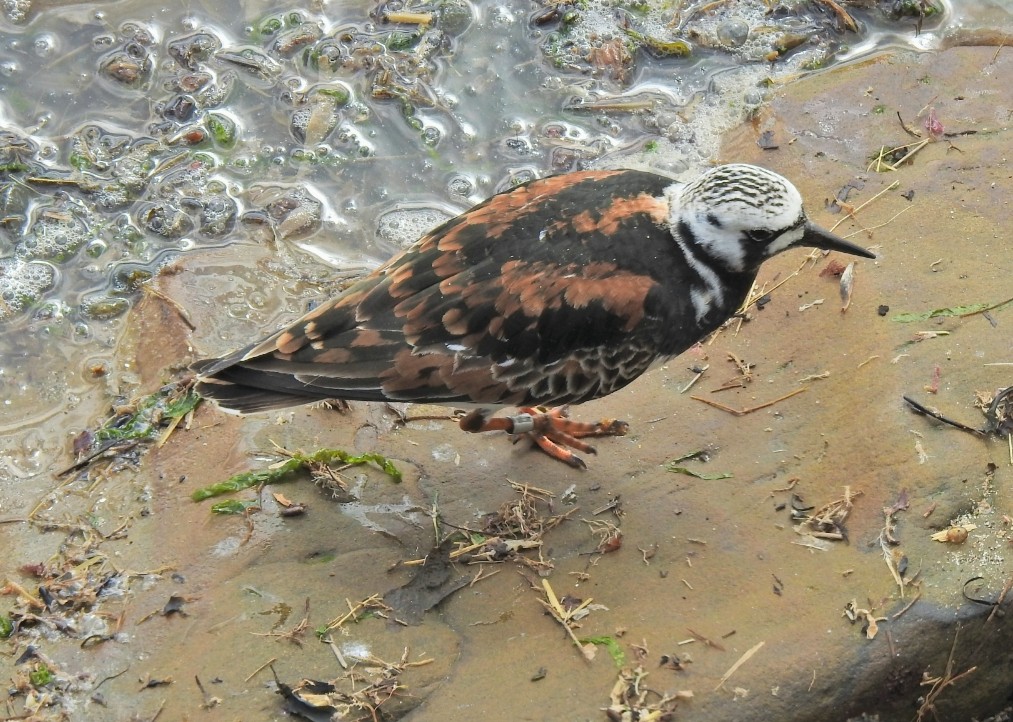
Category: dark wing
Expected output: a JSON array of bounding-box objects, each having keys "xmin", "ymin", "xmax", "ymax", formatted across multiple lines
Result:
[{"xmin": 194, "ymin": 169, "xmax": 698, "ymax": 413}]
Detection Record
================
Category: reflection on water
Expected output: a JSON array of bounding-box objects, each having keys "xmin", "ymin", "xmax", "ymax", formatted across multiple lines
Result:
[{"xmin": 0, "ymin": 0, "xmax": 1001, "ymax": 485}]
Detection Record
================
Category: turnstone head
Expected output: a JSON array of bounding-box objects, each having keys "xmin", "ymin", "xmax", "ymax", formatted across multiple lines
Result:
[{"xmin": 193, "ymin": 164, "xmax": 875, "ymax": 467}]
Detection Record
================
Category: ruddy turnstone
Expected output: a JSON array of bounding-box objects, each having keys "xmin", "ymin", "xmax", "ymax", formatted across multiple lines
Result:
[{"xmin": 193, "ymin": 164, "xmax": 875, "ymax": 468}]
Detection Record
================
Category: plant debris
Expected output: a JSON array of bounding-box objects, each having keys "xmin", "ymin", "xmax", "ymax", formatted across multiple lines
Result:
[
  {"xmin": 820, "ymin": 259, "xmax": 848, "ymax": 278},
  {"xmin": 685, "ymin": 627, "xmax": 726, "ymax": 652},
  {"xmin": 401, "ymin": 482, "xmax": 573, "ymax": 574},
  {"xmin": 320, "ymin": 594, "xmax": 393, "ymax": 634},
  {"xmin": 2, "ymin": 526, "xmax": 169, "ymax": 643},
  {"xmin": 211, "ymin": 499, "xmax": 260, "ymax": 515},
  {"xmin": 584, "ymin": 517, "xmax": 623, "ymax": 555},
  {"xmin": 385, "ymin": 481, "xmax": 578, "ymax": 630},
  {"xmin": 1, "ymin": 520, "xmax": 175, "ymax": 718},
  {"xmin": 534, "ymin": 578, "xmax": 610, "ymax": 663},
  {"xmin": 665, "ymin": 463, "xmax": 733, "ymax": 480},
  {"xmin": 869, "ymin": 139, "xmax": 929, "ymax": 172},
  {"xmin": 57, "ymin": 378, "xmax": 199, "ymax": 479},
  {"xmin": 580, "ymin": 635, "xmax": 626, "ymax": 667},
  {"xmin": 191, "ymin": 446, "xmax": 401, "ymax": 503},
  {"xmin": 839, "ymin": 261, "xmax": 856, "ymax": 313},
  {"xmin": 479, "ymin": 481, "xmax": 573, "ymax": 543},
  {"xmin": 714, "ymin": 640, "xmax": 764, "ymax": 692},
  {"xmin": 253, "ymin": 597, "xmax": 312, "ymax": 646},
  {"xmin": 386, "ymin": 482, "xmax": 587, "ymax": 626},
  {"xmin": 605, "ymin": 665, "xmax": 691, "ymax": 721},
  {"xmin": 691, "ymin": 387, "xmax": 807, "ymax": 417},
  {"xmin": 660, "ymin": 652, "xmax": 692, "ymax": 671},
  {"xmin": 891, "ymin": 296, "xmax": 1013, "ymax": 323},
  {"xmin": 793, "ymin": 486, "xmax": 861, "ymax": 543},
  {"xmin": 930, "ymin": 525, "xmax": 976, "ymax": 543},
  {"xmin": 843, "ymin": 600, "xmax": 887, "ymax": 640},
  {"xmin": 914, "ymin": 625, "xmax": 976, "ymax": 722},
  {"xmin": 879, "ymin": 489, "xmax": 914, "ymax": 596},
  {"xmin": 273, "ymin": 647, "xmax": 432, "ymax": 722},
  {"xmin": 666, "ymin": 448, "xmax": 713, "ymax": 464}
]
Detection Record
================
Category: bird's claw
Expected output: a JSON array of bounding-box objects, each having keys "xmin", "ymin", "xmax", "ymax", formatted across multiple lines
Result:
[{"xmin": 458, "ymin": 406, "xmax": 628, "ymax": 468}]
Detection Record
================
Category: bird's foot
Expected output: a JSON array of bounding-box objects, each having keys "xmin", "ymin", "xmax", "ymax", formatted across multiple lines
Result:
[{"xmin": 458, "ymin": 406, "xmax": 629, "ymax": 469}]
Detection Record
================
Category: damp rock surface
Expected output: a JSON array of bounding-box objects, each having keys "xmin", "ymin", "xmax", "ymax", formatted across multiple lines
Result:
[{"xmin": 1, "ymin": 3, "xmax": 1011, "ymax": 721}]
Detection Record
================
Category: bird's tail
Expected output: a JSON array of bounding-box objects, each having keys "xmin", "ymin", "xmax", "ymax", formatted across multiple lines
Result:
[{"xmin": 191, "ymin": 357, "xmax": 321, "ymax": 414}]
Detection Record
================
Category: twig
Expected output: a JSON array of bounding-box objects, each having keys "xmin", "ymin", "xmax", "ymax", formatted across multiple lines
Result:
[
  {"xmin": 692, "ymin": 387, "xmax": 806, "ymax": 416},
  {"xmin": 469, "ymin": 567, "xmax": 501, "ymax": 586},
  {"xmin": 772, "ymin": 477, "xmax": 799, "ymax": 493},
  {"xmin": 914, "ymin": 625, "xmax": 977, "ymax": 722},
  {"xmin": 881, "ymin": 534, "xmax": 905, "ymax": 597},
  {"xmin": 897, "ymin": 111, "xmax": 922, "ymax": 138},
  {"xmin": 142, "ymin": 285, "xmax": 196, "ymax": 330},
  {"xmin": 714, "ymin": 641, "xmax": 764, "ymax": 691},
  {"xmin": 679, "ymin": 364, "xmax": 708, "ymax": 394},
  {"xmin": 892, "ymin": 593, "xmax": 920, "ymax": 620},
  {"xmin": 958, "ymin": 295, "xmax": 1013, "ymax": 318},
  {"xmin": 564, "ymin": 99, "xmax": 655, "ymax": 113},
  {"xmin": 195, "ymin": 675, "xmax": 220, "ymax": 709},
  {"xmin": 539, "ymin": 579, "xmax": 594, "ymax": 663},
  {"xmin": 829, "ymin": 181, "xmax": 900, "ymax": 233},
  {"xmin": 840, "ymin": 206, "xmax": 911, "ymax": 240},
  {"xmin": 244, "ymin": 658, "xmax": 278, "ymax": 683},
  {"xmin": 986, "ymin": 575, "xmax": 1013, "ymax": 623},
  {"xmin": 54, "ymin": 439, "xmax": 141, "ymax": 478},
  {"xmin": 323, "ymin": 594, "xmax": 390, "ymax": 631},
  {"xmin": 990, "ymin": 36, "xmax": 1007, "ymax": 64},
  {"xmin": 891, "ymin": 138, "xmax": 930, "ymax": 168},
  {"xmin": 735, "ymin": 280, "xmax": 759, "ymax": 330},
  {"xmin": 1, "ymin": 579, "xmax": 45, "ymax": 609},
  {"xmin": 742, "ymin": 257, "xmax": 809, "ymax": 312},
  {"xmin": 325, "ymin": 637, "xmax": 349, "ymax": 669},
  {"xmin": 816, "ymin": 0, "xmax": 858, "ymax": 31},
  {"xmin": 92, "ymin": 666, "xmax": 130, "ymax": 692},
  {"xmin": 686, "ymin": 627, "xmax": 725, "ymax": 651},
  {"xmin": 593, "ymin": 497, "xmax": 622, "ymax": 515},
  {"xmin": 385, "ymin": 11, "xmax": 432, "ymax": 25},
  {"xmin": 902, "ymin": 396, "xmax": 984, "ymax": 436}
]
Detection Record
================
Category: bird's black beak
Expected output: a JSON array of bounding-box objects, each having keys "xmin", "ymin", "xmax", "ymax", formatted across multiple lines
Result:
[{"xmin": 800, "ymin": 223, "xmax": 877, "ymax": 259}]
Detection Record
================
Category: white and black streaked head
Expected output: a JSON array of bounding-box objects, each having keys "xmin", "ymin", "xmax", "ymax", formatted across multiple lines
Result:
[{"xmin": 669, "ymin": 164, "xmax": 875, "ymax": 272}]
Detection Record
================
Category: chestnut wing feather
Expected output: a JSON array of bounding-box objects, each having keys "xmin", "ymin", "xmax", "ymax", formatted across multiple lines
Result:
[{"xmin": 195, "ymin": 170, "xmax": 692, "ymax": 411}]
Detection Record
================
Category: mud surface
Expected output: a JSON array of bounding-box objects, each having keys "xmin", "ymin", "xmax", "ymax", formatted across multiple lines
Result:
[{"xmin": 5, "ymin": 44, "xmax": 1013, "ymax": 722}]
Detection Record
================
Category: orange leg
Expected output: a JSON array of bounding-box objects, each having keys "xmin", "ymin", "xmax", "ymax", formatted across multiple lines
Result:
[{"xmin": 458, "ymin": 407, "xmax": 629, "ymax": 469}]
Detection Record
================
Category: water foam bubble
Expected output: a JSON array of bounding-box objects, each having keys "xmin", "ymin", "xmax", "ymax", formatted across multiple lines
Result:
[
  {"xmin": 376, "ymin": 206, "xmax": 455, "ymax": 251},
  {"xmin": 0, "ymin": 258, "xmax": 56, "ymax": 320}
]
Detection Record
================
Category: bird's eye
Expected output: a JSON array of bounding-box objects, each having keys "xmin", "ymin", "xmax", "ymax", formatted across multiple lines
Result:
[{"xmin": 748, "ymin": 229, "xmax": 777, "ymax": 243}]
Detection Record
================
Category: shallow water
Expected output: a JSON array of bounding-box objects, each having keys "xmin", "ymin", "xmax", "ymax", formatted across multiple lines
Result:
[{"xmin": 1, "ymin": 0, "xmax": 1011, "ymax": 719}]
